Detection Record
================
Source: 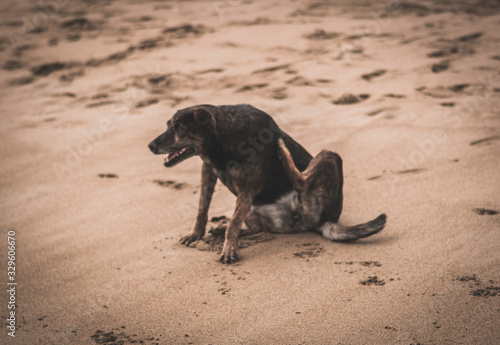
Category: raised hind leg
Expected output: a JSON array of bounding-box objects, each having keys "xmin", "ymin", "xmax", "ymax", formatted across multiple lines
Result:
[
  {"xmin": 277, "ymin": 138, "xmax": 343, "ymax": 224},
  {"xmin": 277, "ymin": 138, "xmax": 386, "ymax": 241},
  {"xmin": 243, "ymin": 139, "xmax": 345, "ymax": 235}
]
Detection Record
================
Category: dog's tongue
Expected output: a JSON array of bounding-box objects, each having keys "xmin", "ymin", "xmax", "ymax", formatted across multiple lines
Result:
[
  {"xmin": 164, "ymin": 148, "xmax": 189, "ymax": 163},
  {"xmin": 165, "ymin": 152, "xmax": 179, "ymax": 163}
]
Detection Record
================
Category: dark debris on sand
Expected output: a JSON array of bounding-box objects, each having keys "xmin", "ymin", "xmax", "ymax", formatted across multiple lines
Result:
[
  {"xmin": 361, "ymin": 69, "xmax": 386, "ymax": 81},
  {"xmin": 236, "ymin": 83, "xmax": 268, "ymax": 92},
  {"xmin": 61, "ymin": 17, "xmax": 95, "ymax": 31},
  {"xmin": 472, "ymin": 208, "xmax": 498, "ymax": 216},
  {"xmin": 98, "ymin": 174, "xmax": 118, "ymax": 179},
  {"xmin": 398, "ymin": 2, "xmax": 432, "ymax": 16},
  {"xmin": 3, "ymin": 60, "xmax": 24, "ymax": 70},
  {"xmin": 384, "ymin": 93, "xmax": 406, "ymax": 98},
  {"xmin": 448, "ymin": 83, "xmax": 470, "ymax": 92},
  {"xmin": 457, "ymin": 32, "xmax": 483, "ymax": 42},
  {"xmin": 332, "ymin": 93, "xmax": 370, "ymax": 105},
  {"xmin": 137, "ymin": 37, "xmax": 164, "ymax": 50},
  {"xmin": 86, "ymin": 47, "xmax": 135, "ymax": 67},
  {"xmin": 431, "ymin": 60, "xmax": 450, "ymax": 73},
  {"xmin": 359, "ymin": 261, "xmax": 382, "ymax": 267},
  {"xmin": 8, "ymin": 76, "xmax": 35, "ymax": 86},
  {"xmin": 293, "ymin": 243, "xmax": 324, "ymax": 259},
  {"xmin": 163, "ymin": 24, "xmax": 208, "ymax": 39},
  {"xmin": 136, "ymin": 98, "xmax": 159, "ymax": 108},
  {"xmin": 91, "ymin": 329, "xmax": 162, "ymax": 345},
  {"xmin": 455, "ymin": 275, "xmax": 500, "ymax": 298},
  {"xmin": 470, "ymin": 286, "xmax": 500, "ymax": 297},
  {"xmin": 31, "ymin": 62, "xmax": 69, "ymax": 76},
  {"xmin": 304, "ymin": 29, "xmax": 340, "ymax": 40},
  {"xmin": 152, "ymin": 180, "xmax": 184, "ymax": 189},
  {"xmin": 427, "ymin": 48, "xmax": 458, "ymax": 58},
  {"xmin": 469, "ymin": 135, "xmax": 500, "ymax": 146},
  {"xmin": 360, "ymin": 276, "xmax": 386, "ymax": 286}
]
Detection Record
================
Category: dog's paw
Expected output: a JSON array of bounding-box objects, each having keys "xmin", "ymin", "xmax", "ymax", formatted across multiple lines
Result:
[
  {"xmin": 218, "ymin": 244, "xmax": 240, "ymax": 264},
  {"xmin": 180, "ymin": 233, "xmax": 201, "ymax": 246}
]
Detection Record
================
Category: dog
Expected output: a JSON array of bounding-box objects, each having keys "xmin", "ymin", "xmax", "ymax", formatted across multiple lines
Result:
[{"xmin": 148, "ymin": 104, "xmax": 386, "ymax": 263}]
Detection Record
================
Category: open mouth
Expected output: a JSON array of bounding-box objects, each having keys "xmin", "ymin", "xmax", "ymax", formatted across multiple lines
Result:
[{"xmin": 164, "ymin": 147, "xmax": 196, "ymax": 167}]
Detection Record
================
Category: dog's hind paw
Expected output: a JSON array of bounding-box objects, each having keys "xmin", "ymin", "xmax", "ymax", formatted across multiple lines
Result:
[
  {"xmin": 219, "ymin": 245, "xmax": 240, "ymax": 264},
  {"xmin": 276, "ymin": 138, "xmax": 287, "ymax": 161}
]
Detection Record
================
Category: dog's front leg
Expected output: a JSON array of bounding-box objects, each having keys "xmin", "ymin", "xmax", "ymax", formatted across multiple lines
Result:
[
  {"xmin": 180, "ymin": 162, "xmax": 217, "ymax": 245},
  {"xmin": 219, "ymin": 193, "xmax": 253, "ymax": 264}
]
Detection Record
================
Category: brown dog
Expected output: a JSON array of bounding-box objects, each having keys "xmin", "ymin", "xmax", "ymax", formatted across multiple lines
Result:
[{"xmin": 149, "ymin": 104, "xmax": 386, "ymax": 263}]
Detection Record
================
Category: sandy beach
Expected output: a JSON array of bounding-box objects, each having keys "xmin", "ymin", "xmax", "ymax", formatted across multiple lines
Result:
[{"xmin": 1, "ymin": 0, "xmax": 499, "ymax": 344}]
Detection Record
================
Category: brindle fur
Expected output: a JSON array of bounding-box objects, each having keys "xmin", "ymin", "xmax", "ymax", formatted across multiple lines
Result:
[{"xmin": 149, "ymin": 104, "xmax": 386, "ymax": 263}]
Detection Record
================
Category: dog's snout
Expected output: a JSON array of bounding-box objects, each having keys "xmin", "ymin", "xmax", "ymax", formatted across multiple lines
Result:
[{"xmin": 148, "ymin": 141, "xmax": 157, "ymax": 153}]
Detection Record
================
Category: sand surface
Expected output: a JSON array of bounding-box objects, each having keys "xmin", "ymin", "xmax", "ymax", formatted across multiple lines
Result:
[{"xmin": 1, "ymin": 0, "xmax": 500, "ymax": 344}]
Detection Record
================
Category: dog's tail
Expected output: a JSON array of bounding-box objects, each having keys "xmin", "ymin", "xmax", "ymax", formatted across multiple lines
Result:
[{"xmin": 318, "ymin": 214, "xmax": 387, "ymax": 242}]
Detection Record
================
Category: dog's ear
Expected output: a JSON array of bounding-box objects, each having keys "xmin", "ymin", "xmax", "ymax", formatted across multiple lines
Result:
[{"xmin": 193, "ymin": 108, "xmax": 214, "ymax": 126}]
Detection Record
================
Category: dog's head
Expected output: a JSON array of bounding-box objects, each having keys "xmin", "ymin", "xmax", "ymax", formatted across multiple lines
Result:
[{"xmin": 148, "ymin": 105, "xmax": 217, "ymax": 167}]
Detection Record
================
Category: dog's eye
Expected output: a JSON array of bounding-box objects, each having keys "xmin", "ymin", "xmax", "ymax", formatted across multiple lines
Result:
[{"xmin": 173, "ymin": 123, "xmax": 186, "ymax": 134}]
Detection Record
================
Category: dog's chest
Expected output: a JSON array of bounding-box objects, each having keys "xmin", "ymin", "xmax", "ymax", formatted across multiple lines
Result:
[
  {"xmin": 207, "ymin": 158, "xmax": 265, "ymax": 197},
  {"xmin": 216, "ymin": 168, "xmax": 238, "ymax": 195}
]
